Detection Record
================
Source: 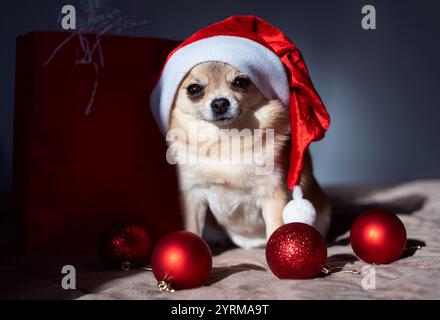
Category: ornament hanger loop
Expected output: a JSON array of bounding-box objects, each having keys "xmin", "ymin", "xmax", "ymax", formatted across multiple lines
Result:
[
  {"xmin": 157, "ymin": 280, "xmax": 175, "ymax": 292},
  {"xmin": 322, "ymin": 265, "xmax": 361, "ymax": 276},
  {"xmin": 121, "ymin": 261, "xmax": 132, "ymax": 271}
]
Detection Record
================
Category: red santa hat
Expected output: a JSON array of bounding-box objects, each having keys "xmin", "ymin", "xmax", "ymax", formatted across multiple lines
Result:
[{"xmin": 150, "ymin": 16, "xmax": 330, "ymax": 229}]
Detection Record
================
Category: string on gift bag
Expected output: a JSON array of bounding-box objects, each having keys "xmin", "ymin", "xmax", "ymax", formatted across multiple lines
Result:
[{"xmin": 43, "ymin": 0, "xmax": 150, "ymax": 115}]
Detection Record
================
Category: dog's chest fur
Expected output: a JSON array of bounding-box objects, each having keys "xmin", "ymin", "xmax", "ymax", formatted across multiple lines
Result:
[
  {"xmin": 175, "ymin": 141, "xmax": 285, "ymax": 247},
  {"xmin": 202, "ymin": 183, "xmax": 267, "ymax": 247}
]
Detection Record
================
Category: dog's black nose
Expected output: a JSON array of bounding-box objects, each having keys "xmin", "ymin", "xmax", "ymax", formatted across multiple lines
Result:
[{"xmin": 211, "ymin": 98, "xmax": 230, "ymax": 115}]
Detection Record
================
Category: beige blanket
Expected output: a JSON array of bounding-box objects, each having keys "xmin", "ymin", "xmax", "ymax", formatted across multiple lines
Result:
[{"xmin": 1, "ymin": 180, "xmax": 440, "ymax": 299}]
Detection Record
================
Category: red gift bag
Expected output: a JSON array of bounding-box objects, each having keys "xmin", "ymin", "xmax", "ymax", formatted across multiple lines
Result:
[{"xmin": 13, "ymin": 31, "xmax": 183, "ymax": 254}]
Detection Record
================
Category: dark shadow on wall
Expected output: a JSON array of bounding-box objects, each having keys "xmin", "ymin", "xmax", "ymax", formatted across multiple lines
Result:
[{"xmin": 326, "ymin": 186, "xmax": 426, "ymax": 242}]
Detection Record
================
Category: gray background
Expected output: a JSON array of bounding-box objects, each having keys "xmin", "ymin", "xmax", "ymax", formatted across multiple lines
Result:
[{"xmin": 1, "ymin": 0, "xmax": 439, "ymax": 192}]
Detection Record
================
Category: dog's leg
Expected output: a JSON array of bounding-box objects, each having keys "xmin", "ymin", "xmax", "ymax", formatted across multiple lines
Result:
[
  {"xmin": 180, "ymin": 193, "xmax": 208, "ymax": 236},
  {"xmin": 261, "ymin": 187, "xmax": 288, "ymax": 239},
  {"xmin": 300, "ymin": 151, "xmax": 332, "ymax": 237}
]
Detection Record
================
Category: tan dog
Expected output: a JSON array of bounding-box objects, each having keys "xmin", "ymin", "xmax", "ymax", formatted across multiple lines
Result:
[{"xmin": 168, "ymin": 62, "xmax": 331, "ymax": 248}]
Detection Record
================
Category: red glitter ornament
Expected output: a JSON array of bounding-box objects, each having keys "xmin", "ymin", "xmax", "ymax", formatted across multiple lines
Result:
[
  {"xmin": 98, "ymin": 223, "xmax": 151, "ymax": 270},
  {"xmin": 350, "ymin": 209, "xmax": 407, "ymax": 264},
  {"xmin": 151, "ymin": 231, "xmax": 212, "ymax": 290},
  {"xmin": 266, "ymin": 223, "xmax": 327, "ymax": 279}
]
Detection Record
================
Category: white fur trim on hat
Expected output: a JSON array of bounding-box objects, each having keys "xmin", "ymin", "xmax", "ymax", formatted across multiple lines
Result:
[
  {"xmin": 282, "ymin": 185, "xmax": 317, "ymax": 226},
  {"xmin": 150, "ymin": 35, "xmax": 290, "ymax": 133}
]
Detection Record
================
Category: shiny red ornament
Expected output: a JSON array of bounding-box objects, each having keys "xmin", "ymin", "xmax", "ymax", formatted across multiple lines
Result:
[
  {"xmin": 151, "ymin": 231, "xmax": 212, "ymax": 290},
  {"xmin": 350, "ymin": 209, "xmax": 407, "ymax": 264},
  {"xmin": 266, "ymin": 223, "xmax": 327, "ymax": 279},
  {"xmin": 98, "ymin": 223, "xmax": 151, "ymax": 270}
]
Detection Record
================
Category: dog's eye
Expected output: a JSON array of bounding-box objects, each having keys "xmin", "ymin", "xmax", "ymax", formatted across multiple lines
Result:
[
  {"xmin": 186, "ymin": 84, "xmax": 204, "ymax": 98},
  {"xmin": 231, "ymin": 77, "xmax": 251, "ymax": 91}
]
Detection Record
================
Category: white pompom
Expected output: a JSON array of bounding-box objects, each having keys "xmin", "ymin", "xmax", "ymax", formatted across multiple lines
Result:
[{"xmin": 282, "ymin": 186, "xmax": 317, "ymax": 226}]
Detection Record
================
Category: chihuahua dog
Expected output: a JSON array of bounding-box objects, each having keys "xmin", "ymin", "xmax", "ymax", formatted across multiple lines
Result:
[{"xmin": 168, "ymin": 61, "xmax": 331, "ymax": 249}]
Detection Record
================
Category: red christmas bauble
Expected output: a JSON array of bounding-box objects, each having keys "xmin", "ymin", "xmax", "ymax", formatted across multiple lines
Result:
[
  {"xmin": 350, "ymin": 209, "xmax": 407, "ymax": 264},
  {"xmin": 151, "ymin": 231, "xmax": 212, "ymax": 290},
  {"xmin": 266, "ymin": 223, "xmax": 327, "ymax": 279},
  {"xmin": 98, "ymin": 223, "xmax": 151, "ymax": 270}
]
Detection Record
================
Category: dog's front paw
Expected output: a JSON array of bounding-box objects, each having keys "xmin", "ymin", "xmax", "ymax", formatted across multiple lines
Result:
[{"xmin": 282, "ymin": 186, "xmax": 316, "ymax": 226}]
